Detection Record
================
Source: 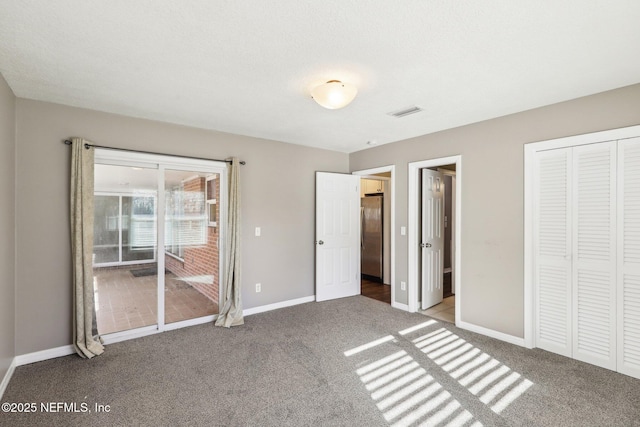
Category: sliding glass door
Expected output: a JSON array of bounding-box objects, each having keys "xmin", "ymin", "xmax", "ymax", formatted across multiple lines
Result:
[
  {"xmin": 93, "ymin": 164, "xmax": 159, "ymax": 335},
  {"xmin": 163, "ymin": 169, "xmax": 219, "ymax": 324},
  {"xmin": 92, "ymin": 151, "xmax": 225, "ymax": 338}
]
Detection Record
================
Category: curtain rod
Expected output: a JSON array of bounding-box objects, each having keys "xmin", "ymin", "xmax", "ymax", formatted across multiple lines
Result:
[{"xmin": 63, "ymin": 139, "xmax": 246, "ymax": 165}]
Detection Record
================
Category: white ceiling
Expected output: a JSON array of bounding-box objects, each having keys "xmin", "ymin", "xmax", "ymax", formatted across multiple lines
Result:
[{"xmin": 1, "ymin": 1, "xmax": 639, "ymax": 153}]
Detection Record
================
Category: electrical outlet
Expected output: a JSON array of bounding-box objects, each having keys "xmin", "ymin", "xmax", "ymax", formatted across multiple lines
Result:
[
  {"xmin": 256, "ymin": 283, "xmax": 261, "ymax": 293},
  {"xmin": 401, "ymin": 281, "xmax": 406, "ymax": 291}
]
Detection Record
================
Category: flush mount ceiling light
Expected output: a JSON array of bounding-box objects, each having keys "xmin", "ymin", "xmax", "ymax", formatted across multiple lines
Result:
[{"xmin": 310, "ymin": 80, "xmax": 357, "ymax": 109}]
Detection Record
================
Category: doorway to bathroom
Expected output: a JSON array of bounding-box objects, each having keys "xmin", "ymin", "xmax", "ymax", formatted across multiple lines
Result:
[{"xmin": 408, "ymin": 155, "xmax": 461, "ymax": 325}]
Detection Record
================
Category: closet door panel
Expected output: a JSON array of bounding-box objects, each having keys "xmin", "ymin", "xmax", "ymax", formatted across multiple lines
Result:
[
  {"xmin": 572, "ymin": 142, "xmax": 617, "ymax": 370},
  {"xmin": 534, "ymin": 148, "xmax": 572, "ymax": 356},
  {"xmin": 618, "ymin": 137, "xmax": 640, "ymax": 379}
]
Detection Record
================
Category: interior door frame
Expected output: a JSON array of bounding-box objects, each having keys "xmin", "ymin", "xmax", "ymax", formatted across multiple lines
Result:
[
  {"xmin": 94, "ymin": 148, "xmax": 227, "ymax": 344},
  {"xmin": 408, "ymin": 156, "xmax": 462, "ymax": 324},
  {"xmin": 352, "ymin": 165, "xmax": 396, "ymax": 308}
]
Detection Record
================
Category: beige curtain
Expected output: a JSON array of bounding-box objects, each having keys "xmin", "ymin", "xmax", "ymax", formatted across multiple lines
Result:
[
  {"xmin": 70, "ymin": 138, "xmax": 104, "ymax": 358},
  {"xmin": 215, "ymin": 157, "xmax": 244, "ymax": 327}
]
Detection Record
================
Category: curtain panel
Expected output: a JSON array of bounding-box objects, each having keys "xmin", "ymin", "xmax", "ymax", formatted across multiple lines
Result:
[
  {"xmin": 70, "ymin": 138, "xmax": 104, "ymax": 358},
  {"xmin": 215, "ymin": 157, "xmax": 244, "ymax": 327}
]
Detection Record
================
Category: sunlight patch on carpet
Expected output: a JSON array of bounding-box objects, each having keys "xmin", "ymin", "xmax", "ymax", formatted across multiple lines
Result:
[
  {"xmin": 344, "ymin": 335, "xmax": 396, "ymax": 357},
  {"xmin": 346, "ymin": 330, "xmax": 482, "ymax": 426},
  {"xmin": 411, "ymin": 327, "xmax": 534, "ymax": 414}
]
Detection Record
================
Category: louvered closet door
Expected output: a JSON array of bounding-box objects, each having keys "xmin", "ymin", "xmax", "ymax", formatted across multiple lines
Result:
[
  {"xmin": 534, "ymin": 148, "xmax": 572, "ymax": 357},
  {"xmin": 618, "ymin": 137, "xmax": 640, "ymax": 378},
  {"xmin": 572, "ymin": 142, "xmax": 617, "ymax": 370}
]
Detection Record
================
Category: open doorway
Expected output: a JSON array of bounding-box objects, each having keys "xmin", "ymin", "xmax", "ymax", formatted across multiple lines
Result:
[
  {"xmin": 418, "ymin": 165, "xmax": 456, "ymax": 323},
  {"xmin": 352, "ymin": 166, "xmax": 395, "ymax": 307},
  {"xmin": 408, "ymin": 156, "xmax": 461, "ymax": 325}
]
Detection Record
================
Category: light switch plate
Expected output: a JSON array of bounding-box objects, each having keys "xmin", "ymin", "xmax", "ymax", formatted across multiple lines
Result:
[
  {"xmin": 401, "ymin": 226, "xmax": 406, "ymax": 236},
  {"xmin": 255, "ymin": 227, "xmax": 261, "ymax": 237}
]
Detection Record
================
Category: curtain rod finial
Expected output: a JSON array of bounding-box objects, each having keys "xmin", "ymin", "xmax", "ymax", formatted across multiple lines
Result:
[{"xmin": 64, "ymin": 139, "xmax": 72, "ymax": 145}]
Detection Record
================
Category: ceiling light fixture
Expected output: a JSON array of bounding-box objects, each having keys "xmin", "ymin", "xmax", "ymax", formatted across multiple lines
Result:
[{"xmin": 311, "ymin": 80, "xmax": 357, "ymax": 109}]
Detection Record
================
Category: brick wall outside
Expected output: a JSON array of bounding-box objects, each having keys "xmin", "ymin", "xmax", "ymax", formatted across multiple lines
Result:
[{"xmin": 165, "ymin": 175, "xmax": 219, "ymax": 304}]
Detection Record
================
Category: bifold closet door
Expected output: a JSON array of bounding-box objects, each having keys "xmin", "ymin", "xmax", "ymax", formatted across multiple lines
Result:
[
  {"xmin": 534, "ymin": 141, "xmax": 616, "ymax": 370},
  {"xmin": 572, "ymin": 142, "xmax": 617, "ymax": 370},
  {"xmin": 618, "ymin": 137, "xmax": 640, "ymax": 378},
  {"xmin": 534, "ymin": 148, "xmax": 572, "ymax": 357},
  {"xmin": 534, "ymin": 134, "xmax": 640, "ymax": 379}
]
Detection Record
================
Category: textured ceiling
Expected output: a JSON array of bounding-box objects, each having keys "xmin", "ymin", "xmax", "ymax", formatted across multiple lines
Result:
[{"xmin": 1, "ymin": 1, "xmax": 639, "ymax": 153}]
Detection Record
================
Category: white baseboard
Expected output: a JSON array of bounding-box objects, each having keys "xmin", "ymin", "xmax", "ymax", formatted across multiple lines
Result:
[
  {"xmin": 391, "ymin": 301, "xmax": 410, "ymax": 312},
  {"xmin": 243, "ymin": 295, "xmax": 315, "ymax": 317},
  {"xmin": 0, "ymin": 358, "xmax": 17, "ymax": 400},
  {"xmin": 14, "ymin": 345, "xmax": 75, "ymax": 367},
  {"xmin": 457, "ymin": 320, "xmax": 526, "ymax": 347}
]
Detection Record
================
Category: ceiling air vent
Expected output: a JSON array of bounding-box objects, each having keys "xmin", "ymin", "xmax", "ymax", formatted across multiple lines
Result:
[{"xmin": 388, "ymin": 106, "xmax": 424, "ymax": 118}]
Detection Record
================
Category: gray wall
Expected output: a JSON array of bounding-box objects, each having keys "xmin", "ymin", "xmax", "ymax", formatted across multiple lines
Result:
[
  {"xmin": 0, "ymin": 74, "xmax": 16, "ymax": 381},
  {"xmin": 11, "ymin": 83, "xmax": 640, "ymax": 355},
  {"xmin": 350, "ymin": 83, "xmax": 640, "ymax": 338},
  {"xmin": 15, "ymin": 99, "xmax": 348, "ymax": 355}
]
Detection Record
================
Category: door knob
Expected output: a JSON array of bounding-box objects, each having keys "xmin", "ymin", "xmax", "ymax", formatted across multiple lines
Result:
[
  {"xmin": 421, "ymin": 242, "xmax": 432, "ymax": 248},
  {"xmin": 317, "ymin": 240, "xmax": 324, "ymax": 245}
]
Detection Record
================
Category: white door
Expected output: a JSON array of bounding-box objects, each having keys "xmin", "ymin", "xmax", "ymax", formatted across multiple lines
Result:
[
  {"xmin": 534, "ymin": 148, "xmax": 573, "ymax": 357},
  {"xmin": 421, "ymin": 169, "xmax": 445, "ymax": 309},
  {"xmin": 617, "ymin": 137, "xmax": 640, "ymax": 378},
  {"xmin": 529, "ymin": 127, "xmax": 640, "ymax": 380},
  {"xmin": 572, "ymin": 141, "xmax": 617, "ymax": 370},
  {"xmin": 315, "ymin": 172, "xmax": 361, "ymax": 301}
]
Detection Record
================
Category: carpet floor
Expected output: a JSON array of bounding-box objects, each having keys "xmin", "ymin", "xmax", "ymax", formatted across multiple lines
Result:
[{"xmin": 2, "ymin": 296, "xmax": 639, "ymax": 426}]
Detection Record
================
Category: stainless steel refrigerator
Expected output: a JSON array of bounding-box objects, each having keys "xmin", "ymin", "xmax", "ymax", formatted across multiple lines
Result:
[{"xmin": 361, "ymin": 195, "xmax": 383, "ymax": 281}]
